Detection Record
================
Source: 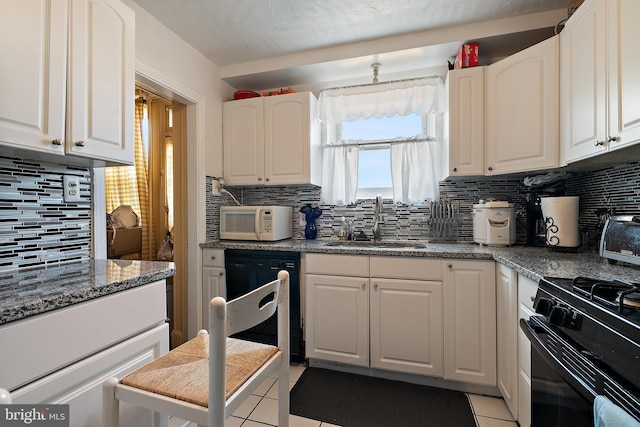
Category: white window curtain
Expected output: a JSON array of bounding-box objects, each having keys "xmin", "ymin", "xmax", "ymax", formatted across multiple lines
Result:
[
  {"xmin": 318, "ymin": 77, "xmax": 445, "ymax": 205},
  {"xmin": 321, "ymin": 143, "xmax": 359, "ymax": 206},
  {"xmin": 391, "ymin": 138, "xmax": 441, "ymax": 204},
  {"xmin": 318, "ymin": 77, "xmax": 445, "ymax": 122}
]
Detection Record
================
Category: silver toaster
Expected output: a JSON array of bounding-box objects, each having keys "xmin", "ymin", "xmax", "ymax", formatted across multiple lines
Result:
[{"xmin": 599, "ymin": 215, "xmax": 640, "ymax": 266}]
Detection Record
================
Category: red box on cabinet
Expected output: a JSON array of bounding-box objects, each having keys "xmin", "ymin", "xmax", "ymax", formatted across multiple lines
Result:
[{"xmin": 454, "ymin": 43, "xmax": 479, "ymax": 69}]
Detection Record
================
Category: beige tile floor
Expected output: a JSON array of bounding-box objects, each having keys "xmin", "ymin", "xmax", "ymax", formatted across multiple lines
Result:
[{"xmin": 169, "ymin": 364, "xmax": 517, "ymax": 427}]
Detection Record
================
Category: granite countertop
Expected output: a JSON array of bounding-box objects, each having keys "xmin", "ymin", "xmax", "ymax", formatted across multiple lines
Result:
[
  {"xmin": 201, "ymin": 239, "xmax": 640, "ymax": 283},
  {"xmin": 0, "ymin": 259, "xmax": 175, "ymax": 325}
]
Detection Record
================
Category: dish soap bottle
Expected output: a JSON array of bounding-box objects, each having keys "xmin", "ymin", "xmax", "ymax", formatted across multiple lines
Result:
[{"xmin": 338, "ymin": 216, "xmax": 349, "ymax": 241}]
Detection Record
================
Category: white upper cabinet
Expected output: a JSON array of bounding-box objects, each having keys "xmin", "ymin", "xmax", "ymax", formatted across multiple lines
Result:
[
  {"xmin": 223, "ymin": 92, "xmax": 321, "ymax": 186},
  {"xmin": 0, "ymin": 1, "xmax": 68, "ymax": 157},
  {"xmin": 67, "ymin": 0, "xmax": 135, "ymax": 164},
  {"xmin": 561, "ymin": 0, "xmax": 640, "ymax": 163},
  {"xmin": 0, "ymin": 0, "xmax": 135, "ymax": 166},
  {"xmin": 223, "ymin": 97, "xmax": 264, "ymax": 185},
  {"xmin": 486, "ymin": 36, "xmax": 559, "ymax": 175},
  {"xmin": 447, "ymin": 67, "xmax": 485, "ymax": 176},
  {"xmin": 606, "ymin": 0, "xmax": 640, "ymax": 152},
  {"xmin": 560, "ymin": 0, "xmax": 607, "ymax": 162}
]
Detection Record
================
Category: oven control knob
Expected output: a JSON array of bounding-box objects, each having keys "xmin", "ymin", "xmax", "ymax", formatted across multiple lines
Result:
[
  {"xmin": 535, "ymin": 298, "xmax": 555, "ymax": 316},
  {"xmin": 548, "ymin": 306, "xmax": 571, "ymax": 327}
]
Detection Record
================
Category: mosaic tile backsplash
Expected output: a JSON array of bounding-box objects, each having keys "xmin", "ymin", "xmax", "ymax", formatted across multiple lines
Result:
[
  {"xmin": 2, "ymin": 155, "xmax": 638, "ymax": 273},
  {"xmin": 206, "ymin": 162, "xmax": 640, "ymax": 250},
  {"xmin": 0, "ymin": 156, "xmax": 91, "ymax": 271}
]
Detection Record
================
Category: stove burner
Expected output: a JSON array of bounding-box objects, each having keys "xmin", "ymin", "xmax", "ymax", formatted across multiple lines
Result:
[
  {"xmin": 571, "ymin": 276, "xmax": 640, "ymax": 314},
  {"xmin": 621, "ymin": 291, "xmax": 640, "ymax": 308}
]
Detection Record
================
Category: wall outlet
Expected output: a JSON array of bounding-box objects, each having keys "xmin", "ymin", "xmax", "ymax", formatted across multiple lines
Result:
[
  {"xmin": 63, "ymin": 176, "xmax": 81, "ymax": 202},
  {"xmin": 211, "ymin": 178, "xmax": 221, "ymax": 196}
]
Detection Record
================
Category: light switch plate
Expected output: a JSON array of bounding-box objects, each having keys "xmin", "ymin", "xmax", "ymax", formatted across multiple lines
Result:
[{"xmin": 63, "ymin": 176, "xmax": 81, "ymax": 202}]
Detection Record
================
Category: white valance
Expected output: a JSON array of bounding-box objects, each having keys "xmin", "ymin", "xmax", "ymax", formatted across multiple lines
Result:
[{"xmin": 317, "ymin": 76, "xmax": 445, "ymax": 123}]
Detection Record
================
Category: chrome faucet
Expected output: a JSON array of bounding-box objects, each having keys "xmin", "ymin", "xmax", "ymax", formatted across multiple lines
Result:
[{"xmin": 373, "ymin": 195, "xmax": 383, "ymax": 241}]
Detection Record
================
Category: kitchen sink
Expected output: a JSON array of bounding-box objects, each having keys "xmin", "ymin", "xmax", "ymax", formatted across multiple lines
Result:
[{"xmin": 324, "ymin": 240, "xmax": 427, "ymax": 249}]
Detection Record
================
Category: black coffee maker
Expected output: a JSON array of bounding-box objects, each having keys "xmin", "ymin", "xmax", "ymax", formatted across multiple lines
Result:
[
  {"xmin": 524, "ymin": 173, "xmax": 569, "ymax": 246},
  {"xmin": 525, "ymin": 192, "xmax": 549, "ymax": 246}
]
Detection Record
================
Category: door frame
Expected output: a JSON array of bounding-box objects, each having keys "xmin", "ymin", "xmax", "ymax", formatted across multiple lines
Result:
[{"xmin": 92, "ymin": 62, "xmax": 208, "ymax": 345}]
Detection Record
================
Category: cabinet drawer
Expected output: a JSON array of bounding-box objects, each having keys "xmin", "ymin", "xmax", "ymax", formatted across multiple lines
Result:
[
  {"xmin": 370, "ymin": 256, "xmax": 442, "ymax": 281},
  {"xmin": 202, "ymin": 248, "xmax": 225, "ymax": 267},
  {"xmin": 518, "ymin": 275, "xmax": 538, "ymax": 311},
  {"xmin": 0, "ymin": 281, "xmax": 166, "ymax": 391},
  {"xmin": 305, "ymin": 253, "xmax": 369, "ymax": 276}
]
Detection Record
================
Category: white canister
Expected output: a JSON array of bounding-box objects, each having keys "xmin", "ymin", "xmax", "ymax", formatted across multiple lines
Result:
[{"xmin": 540, "ymin": 196, "xmax": 580, "ymax": 248}]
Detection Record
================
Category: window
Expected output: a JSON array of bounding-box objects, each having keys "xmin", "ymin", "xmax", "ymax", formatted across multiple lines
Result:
[
  {"xmin": 318, "ymin": 77, "xmax": 445, "ymax": 205},
  {"xmin": 339, "ymin": 113, "xmax": 427, "ymax": 199}
]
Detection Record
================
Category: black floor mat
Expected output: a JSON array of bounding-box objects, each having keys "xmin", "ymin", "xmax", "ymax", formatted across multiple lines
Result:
[{"xmin": 290, "ymin": 368, "xmax": 476, "ymax": 427}]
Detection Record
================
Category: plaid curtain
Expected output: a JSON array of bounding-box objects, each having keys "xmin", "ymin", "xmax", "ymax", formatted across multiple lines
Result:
[{"xmin": 105, "ymin": 99, "xmax": 154, "ymax": 260}]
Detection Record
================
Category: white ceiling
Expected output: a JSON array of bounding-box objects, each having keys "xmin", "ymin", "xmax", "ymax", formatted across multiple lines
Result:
[{"xmin": 130, "ymin": 0, "xmax": 569, "ymax": 91}]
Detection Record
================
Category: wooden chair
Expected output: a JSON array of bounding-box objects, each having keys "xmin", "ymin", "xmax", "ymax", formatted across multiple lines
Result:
[{"xmin": 103, "ymin": 270, "xmax": 289, "ymax": 427}]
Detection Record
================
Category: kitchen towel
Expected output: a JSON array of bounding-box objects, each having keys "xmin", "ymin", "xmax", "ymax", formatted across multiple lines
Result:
[
  {"xmin": 594, "ymin": 395, "xmax": 640, "ymax": 427},
  {"xmin": 290, "ymin": 367, "xmax": 476, "ymax": 427}
]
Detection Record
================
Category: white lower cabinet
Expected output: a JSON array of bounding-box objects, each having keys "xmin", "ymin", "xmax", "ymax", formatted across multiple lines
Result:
[
  {"xmin": 11, "ymin": 324, "xmax": 168, "ymax": 427},
  {"xmin": 306, "ymin": 254, "xmax": 499, "ymax": 385},
  {"xmin": 1, "ymin": 280, "xmax": 169, "ymax": 427},
  {"xmin": 496, "ymin": 264, "xmax": 519, "ymax": 419},
  {"xmin": 202, "ymin": 248, "xmax": 226, "ymax": 329},
  {"xmin": 443, "ymin": 260, "xmax": 497, "ymax": 386},
  {"xmin": 370, "ymin": 278, "xmax": 443, "ymax": 376},
  {"xmin": 517, "ymin": 274, "xmax": 538, "ymax": 427},
  {"xmin": 305, "ymin": 273, "xmax": 370, "ymax": 367}
]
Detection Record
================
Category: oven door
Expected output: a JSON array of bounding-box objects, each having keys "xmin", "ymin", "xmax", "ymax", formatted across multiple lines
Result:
[{"xmin": 521, "ymin": 317, "xmax": 594, "ymax": 426}]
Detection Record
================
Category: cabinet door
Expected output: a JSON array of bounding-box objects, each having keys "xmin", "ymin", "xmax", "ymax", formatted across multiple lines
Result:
[
  {"xmin": 443, "ymin": 260, "xmax": 496, "ymax": 386},
  {"xmin": 202, "ymin": 267, "xmax": 226, "ymax": 328},
  {"xmin": 486, "ymin": 36, "xmax": 559, "ymax": 175},
  {"xmin": 607, "ymin": 0, "xmax": 640, "ymax": 151},
  {"xmin": 517, "ymin": 275, "xmax": 537, "ymax": 427},
  {"xmin": 560, "ymin": 0, "xmax": 607, "ymax": 163},
  {"xmin": 305, "ymin": 274, "xmax": 369, "ymax": 367},
  {"xmin": 223, "ymin": 97, "xmax": 264, "ymax": 185},
  {"xmin": 370, "ymin": 278, "xmax": 443, "ymax": 376},
  {"xmin": 0, "ymin": 0, "xmax": 67, "ymax": 156},
  {"xmin": 67, "ymin": 0, "xmax": 135, "ymax": 165},
  {"xmin": 447, "ymin": 67, "xmax": 485, "ymax": 176},
  {"xmin": 496, "ymin": 264, "xmax": 518, "ymax": 419},
  {"xmin": 265, "ymin": 92, "xmax": 320, "ymax": 186}
]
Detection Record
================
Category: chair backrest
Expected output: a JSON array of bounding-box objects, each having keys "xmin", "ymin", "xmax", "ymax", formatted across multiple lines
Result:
[
  {"xmin": 207, "ymin": 270, "xmax": 289, "ymax": 426},
  {"xmin": 224, "ymin": 276, "xmax": 281, "ymax": 336}
]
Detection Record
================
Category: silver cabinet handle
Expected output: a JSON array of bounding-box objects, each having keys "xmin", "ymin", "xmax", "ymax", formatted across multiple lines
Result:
[
  {"xmin": 361, "ymin": 283, "xmax": 366, "ymax": 290},
  {"xmin": 257, "ymin": 177, "xmax": 262, "ymax": 181},
  {"xmin": 447, "ymin": 263, "xmax": 453, "ymax": 269},
  {"xmin": 608, "ymin": 136, "xmax": 619, "ymax": 143},
  {"xmin": 373, "ymin": 283, "xmax": 378, "ymax": 291},
  {"xmin": 453, "ymin": 167, "xmax": 458, "ymax": 172},
  {"xmin": 210, "ymin": 255, "xmax": 216, "ymax": 260},
  {"xmin": 219, "ymin": 272, "xmax": 224, "ymax": 276},
  {"xmin": 530, "ymin": 296, "xmax": 535, "ymax": 302},
  {"xmin": 75, "ymin": 140, "xmax": 85, "ymax": 147},
  {"xmin": 594, "ymin": 140, "xmax": 605, "ymax": 146},
  {"xmin": 487, "ymin": 166, "xmax": 493, "ymax": 171},
  {"xmin": 52, "ymin": 138, "xmax": 62, "ymax": 145}
]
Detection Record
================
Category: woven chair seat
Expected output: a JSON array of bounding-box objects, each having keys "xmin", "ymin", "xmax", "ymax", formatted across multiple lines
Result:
[{"xmin": 121, "ymin": 334, "xmax": 279, "ymax": 407}]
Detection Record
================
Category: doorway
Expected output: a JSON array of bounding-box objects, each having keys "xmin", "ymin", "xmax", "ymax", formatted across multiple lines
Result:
[{"xmin": 105, "ymin": 86, "xmax": 188, "ymax": 349}]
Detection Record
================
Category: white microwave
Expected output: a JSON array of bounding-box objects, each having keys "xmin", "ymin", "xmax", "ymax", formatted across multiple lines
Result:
[{"xmin": 219, "ymin": 206, "xmax": 292, "ymax": 241}]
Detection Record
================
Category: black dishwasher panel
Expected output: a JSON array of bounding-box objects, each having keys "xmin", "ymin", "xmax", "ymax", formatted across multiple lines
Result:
[{"xmin": 224, "ymin": 249, "xmax": 303, "ymax": 362}]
